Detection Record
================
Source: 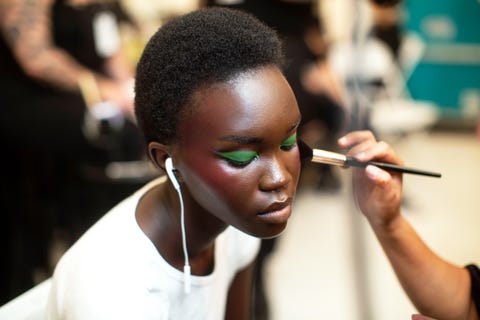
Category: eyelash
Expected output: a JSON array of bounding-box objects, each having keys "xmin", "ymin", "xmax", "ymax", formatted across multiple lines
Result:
[
  {"xmin": 280, "ymin": 132, "xmax": 297, "ymax": 151},
  {"xmin": 228, "ymin": 156, "xmax": 259, "ymax": 168},
  {"xmin": 280, "ymin": 140, "xmax": 297, "ymax": 151},
  {"xmin": 215, "ymin": 150, "xmax": 259, "ymax": 167}
]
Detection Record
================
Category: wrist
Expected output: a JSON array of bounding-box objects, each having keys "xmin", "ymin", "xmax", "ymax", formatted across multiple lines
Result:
[{"xmin": 368, "ymin": 210, "xmax": 404, "ymax": 238}]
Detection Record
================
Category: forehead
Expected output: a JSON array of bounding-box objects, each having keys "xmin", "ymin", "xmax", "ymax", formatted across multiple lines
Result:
[{"xmin": 180, "ymin": 66, "xmax": 299, "ymax": 142}]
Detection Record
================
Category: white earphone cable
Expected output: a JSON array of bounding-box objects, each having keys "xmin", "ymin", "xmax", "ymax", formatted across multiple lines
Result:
[
  {"xmin": 176, "ymin": 186, "xmax": 191, "ymax": 294},
  {"xmin": 165, "ymin": 158, "xmax": 191, "ymax": 294}
]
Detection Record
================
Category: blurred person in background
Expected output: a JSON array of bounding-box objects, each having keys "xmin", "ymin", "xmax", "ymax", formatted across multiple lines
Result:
[
  {"xmin": 369, "ymin": 0, "xmax": 403, "ymax": 60},
  {"xmin": 0, "ymin": 0, "xmax": 145, "ymax": 304}
]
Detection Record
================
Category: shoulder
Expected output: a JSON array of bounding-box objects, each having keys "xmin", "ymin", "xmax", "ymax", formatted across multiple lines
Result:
[
  {"xmin": 47, "ymin": 178, "xmax": 169, "ymax": 318},
  {"xmin": 50, "ymin": 177, "xmax": 167, "ymax": 275}
]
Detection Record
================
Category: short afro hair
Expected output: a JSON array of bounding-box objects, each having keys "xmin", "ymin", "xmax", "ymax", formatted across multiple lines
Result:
[{"xmin": 134, "ymin": 7, "xmax": 285, "ymax": 145}]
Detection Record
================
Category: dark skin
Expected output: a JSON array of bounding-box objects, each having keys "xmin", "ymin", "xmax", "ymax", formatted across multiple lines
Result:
[
  {"xmin": 136, "ymin": 65, "xmax": 302, "ymax": 319},
  {"xmin": 339, "ymin": 131, "xmax": 478, "ymax": 320}
]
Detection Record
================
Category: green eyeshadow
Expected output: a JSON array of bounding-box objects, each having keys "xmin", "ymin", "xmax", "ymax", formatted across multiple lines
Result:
[
  {"xmin": 281, "ymin": 132, "xmax": 297, "ymax": 148},
  {"xmin": 215, "ymin": 150, "xmax": 258, "ymax": 164}
]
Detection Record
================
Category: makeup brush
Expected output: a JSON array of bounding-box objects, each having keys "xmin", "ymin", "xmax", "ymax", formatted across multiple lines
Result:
[{"xmin": 298, "ymin": 140, "xmax": 441, "ymax": 178}]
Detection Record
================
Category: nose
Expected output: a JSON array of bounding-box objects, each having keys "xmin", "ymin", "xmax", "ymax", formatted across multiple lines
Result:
[{"xmin": 259, "ymin": 154, "xmax": 291, "ymax": 192}]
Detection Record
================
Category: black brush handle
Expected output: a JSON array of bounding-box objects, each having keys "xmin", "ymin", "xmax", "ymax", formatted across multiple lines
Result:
[{"xmin": 346, "ymin": 157, "xmax": 442, "ymax": 178}]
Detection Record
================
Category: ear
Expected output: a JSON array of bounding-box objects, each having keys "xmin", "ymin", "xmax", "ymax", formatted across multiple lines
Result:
[{"xmin": 148, "ymin": 141, "xmax": 171, "ymax": 172}]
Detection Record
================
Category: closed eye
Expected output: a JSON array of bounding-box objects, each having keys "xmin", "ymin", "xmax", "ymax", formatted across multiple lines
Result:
[
  {"xmin": 280, "ymin": 132, "xmax": 297, "ymax": 151},
  {"xmin": 215, "ymin": 150, "xmax": 259, "ymax": 167}
]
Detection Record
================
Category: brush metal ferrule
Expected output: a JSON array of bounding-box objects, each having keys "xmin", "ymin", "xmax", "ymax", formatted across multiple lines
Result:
[{"xmin": 312, "ymin": 149, "xmax": 346, "ymax": 166}]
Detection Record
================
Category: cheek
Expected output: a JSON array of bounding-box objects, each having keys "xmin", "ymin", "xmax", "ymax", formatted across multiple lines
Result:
[
  {"xmin": 293, "ymin": 149, "xmax": 302, "ymax": 180},
  {"xmin": 187, "ymin": 160, "xmax": 258, "ymax": 209},
  {"xmin": 285, "ymin": 148, "xmax": 302, "ymax": 183},
  {"xmin": 209, "ymin": 169, "xmax": 258, "ymax": 202}
]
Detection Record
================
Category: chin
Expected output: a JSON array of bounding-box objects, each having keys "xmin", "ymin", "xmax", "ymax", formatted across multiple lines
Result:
[{"xmin": 256, "ymin": 223, "xmax": 288, "ymax": 239}]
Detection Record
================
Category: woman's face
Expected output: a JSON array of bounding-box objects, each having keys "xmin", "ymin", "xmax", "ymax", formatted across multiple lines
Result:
[{"xmin": 174, "ymin": 66, "xmax": 301, "ymax": 238}]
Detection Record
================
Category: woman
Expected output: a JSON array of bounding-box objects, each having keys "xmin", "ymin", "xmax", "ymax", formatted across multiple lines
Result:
[{"xmin": 46, "ymin": 7, "xmax": 403, "ymax": 319}]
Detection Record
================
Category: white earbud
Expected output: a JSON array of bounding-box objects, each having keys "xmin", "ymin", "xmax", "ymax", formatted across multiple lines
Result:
[
  {"xmin": 164, "ymin": 157, "xmax": 190, "ymax": 294},
  {"xmin": 165, "ymin": 157, "xmax": 180, "ymax": 191}
]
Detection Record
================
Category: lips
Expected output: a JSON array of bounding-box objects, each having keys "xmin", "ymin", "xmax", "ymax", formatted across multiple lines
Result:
[{"xmin": 257, "ymin": 200, "xmax": 292, "ymax": 224}]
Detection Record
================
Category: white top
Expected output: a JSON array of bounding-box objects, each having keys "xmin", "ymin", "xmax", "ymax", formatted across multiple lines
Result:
[{"xmin": 46, "ymin": 177, "xmax": 260, "ymax": 320}]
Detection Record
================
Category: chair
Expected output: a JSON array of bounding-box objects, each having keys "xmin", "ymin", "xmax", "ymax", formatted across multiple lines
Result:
[{"xmin": 328, "ymin": 34, "xmax": 439, "ymax": 137}]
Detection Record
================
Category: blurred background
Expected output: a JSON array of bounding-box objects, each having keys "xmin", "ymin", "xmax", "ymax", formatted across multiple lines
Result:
[{"xmin": 1, "ymin": 0, "xmax": 479, "ymax": 319}]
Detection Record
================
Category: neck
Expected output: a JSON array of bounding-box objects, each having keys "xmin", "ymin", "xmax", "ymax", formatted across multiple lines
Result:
[{"xmin": 136, "ymin": 181, "xmax": 227, "ymax": 275}]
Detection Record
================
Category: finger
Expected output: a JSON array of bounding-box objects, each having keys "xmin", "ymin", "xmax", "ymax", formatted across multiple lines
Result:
[
  {"xmin": 351, "ymin": 141, "xmax": 403, "ymax": 166},
  {"xmin": 338, "ymin": 130, "xmax": 376, "ymax": 148},
  {"xmin": 365, "ymin": 164, "xmax": 391, "ymax": 185},
  {"xmin": 345, "ymin": 139, "xmax": 376, "ymax": 159}
]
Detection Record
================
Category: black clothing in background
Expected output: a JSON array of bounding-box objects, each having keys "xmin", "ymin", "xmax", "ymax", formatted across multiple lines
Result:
[
  {"xmin": 206, "ymin": 0, "xmax": 345, "ymax": 156},
  {"xmin": 466, "ymin": 264, "xmax": 480, "ymax": 315},
  {"xmin": 0, "ymin": 0, "xmax": 143, "ymax": 304}
]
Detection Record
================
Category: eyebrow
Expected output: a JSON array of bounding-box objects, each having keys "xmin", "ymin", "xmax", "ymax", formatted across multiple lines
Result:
[
  {"xmin": 219, "ymin": 115, "xmax": 302, "ymax": 144},
  {"xmin": 290, "ymin": 116, "xmax": 302, "ymax": 132},
  {"xmin": 218, "ymin": 135, "xmax": 263, "ymax": 145}
]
